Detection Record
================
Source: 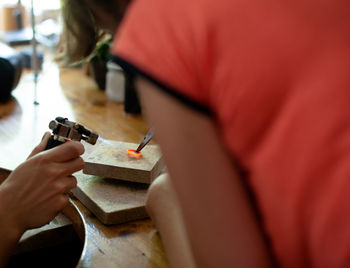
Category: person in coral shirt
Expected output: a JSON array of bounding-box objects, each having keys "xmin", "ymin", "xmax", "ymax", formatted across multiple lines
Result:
[{"xmin": 61, "ymin": 0, "xmax": 350, "ymax": 267}]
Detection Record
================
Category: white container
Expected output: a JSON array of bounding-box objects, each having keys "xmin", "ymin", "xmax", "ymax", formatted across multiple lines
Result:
[{"xmin": 106, "ymin": 61, "xmax": 125, "ymax": 103}]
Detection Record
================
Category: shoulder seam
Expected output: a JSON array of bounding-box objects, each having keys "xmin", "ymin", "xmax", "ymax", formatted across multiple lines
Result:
[{"xmin": 111, "ymin": 55, "xmax": 212, "ymax": 116}]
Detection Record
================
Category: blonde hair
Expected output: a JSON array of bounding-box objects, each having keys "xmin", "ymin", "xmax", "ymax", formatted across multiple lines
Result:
[{"xmin": 59, "ymin": 0, "xmax": 127, "ymax": 64}]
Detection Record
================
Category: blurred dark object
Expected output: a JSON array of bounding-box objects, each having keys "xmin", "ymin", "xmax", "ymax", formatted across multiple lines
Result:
[
  {"xmin": 0, "ymin": 43, "xmax": 23, "ymax": 103},
  {"xmin": 90, "ymin": 60, "xmax": 107, "ymax": 90},
  {"xmin": 19, "ymin": 48, "xmax": 44, "ymax": 69},
  {"xmin": 124, "ymin": 71, "xmax": 141, "ymax": 115},
  {"xmin": 88, "ymin": 37, "xmax": 112, "ymax": 90},
  {"xmin": 7, "ymin": 231, "xmax": 82, "ymax": 268}
]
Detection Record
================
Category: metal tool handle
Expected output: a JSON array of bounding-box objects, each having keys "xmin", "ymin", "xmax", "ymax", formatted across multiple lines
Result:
[{"xmin": 45, "ymin": 135, "xmax": 64, "ymax": 150}]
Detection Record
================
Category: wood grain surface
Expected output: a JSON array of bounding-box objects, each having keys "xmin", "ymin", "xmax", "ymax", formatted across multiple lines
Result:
[
  {"xmin": 71, "ymin": 171, "xmax": 149, "ymax": 225},
  {"xmin": 83, "ymin": 140, "xmax": 163, "ymax": 184},
  {"xmin": 72, "ymin": 197, "xmax": 169, "ymax": 268}
]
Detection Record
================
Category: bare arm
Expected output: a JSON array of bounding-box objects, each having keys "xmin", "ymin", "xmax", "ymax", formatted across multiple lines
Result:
[
  {"xmin": 137, "ymin": 78, "xmax": 272, "ymax": 267},
  {"xmin": 146, "ymin": 173, "xmax": 196, "ymax": 268}
]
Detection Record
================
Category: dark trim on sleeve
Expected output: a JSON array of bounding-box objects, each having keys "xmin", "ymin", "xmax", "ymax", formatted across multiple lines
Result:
[{"xmin": 111, "ymin": 55, "xmax": 212, "ymax": 116}]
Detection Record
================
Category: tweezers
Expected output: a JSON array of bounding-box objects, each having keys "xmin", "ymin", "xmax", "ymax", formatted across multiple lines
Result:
[{"xmin": 135, "ymin": 127, "xmax": 154, "ymax": 153}]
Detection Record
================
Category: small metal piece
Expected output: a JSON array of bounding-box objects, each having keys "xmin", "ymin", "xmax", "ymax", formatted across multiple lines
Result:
[
  {"xmin": 48, "ymin": 120, "xmax": 58, "ymax": 131},
  {"xmin": 87, "ymin": 131, "xmax": 99, "ymax": 145},
  {"xmin": 135, "ymin": 127, "xmax": 154, "ymax": 153},
  {"xmin": 126, "ymin": 149, "xmax": 142, "ymax": 158}
]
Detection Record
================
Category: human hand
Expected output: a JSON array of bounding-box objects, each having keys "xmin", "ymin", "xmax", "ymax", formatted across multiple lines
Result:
[
  {"xmin": 0, "ymin": 132, "xmax": 84, "ymax": 236},
  {"xmin": 27, "ymin": 131, "xmax": 52, "ymax": 159}
]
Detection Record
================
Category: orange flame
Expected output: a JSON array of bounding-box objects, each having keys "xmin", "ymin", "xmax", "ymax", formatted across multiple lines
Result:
[{"xmin": 126, "ymin": 149, "xmax": 142, "ymax": 158}]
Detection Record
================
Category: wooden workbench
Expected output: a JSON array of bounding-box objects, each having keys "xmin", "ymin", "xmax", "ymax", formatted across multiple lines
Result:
[{"xmin": 0, "ymin": 53, "xmax": 169, "ymax": 267}]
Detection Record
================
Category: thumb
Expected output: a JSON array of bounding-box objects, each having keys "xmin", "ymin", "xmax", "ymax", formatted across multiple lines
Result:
[{"xmin": 27, "ymin": 132, "xmax": 51, "ymax": 159}]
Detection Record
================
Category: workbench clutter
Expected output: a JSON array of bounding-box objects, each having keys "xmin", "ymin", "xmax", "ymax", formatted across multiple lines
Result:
[
  {"xmin": 105, "ymin": 61, "xmax": 142, "ymax": 115},
  {"xmin": 0, "ymin": 3, "xmax": 26, "ymax": 32},
  {"xmin": 80, "ymin": 35, "xmax": 142, "ymax": 115},
  {"xmin": 106, "ymin": 61, "xmax": 124, "ymax": 103},
  {"xmin": 73, "ymin": 140, "xmax": 163, "ymax": 225},
  {"xmin": 46, "ymin": 117, "xmax": 163, "ymax": 225},
  {"xmin": 0, "ymin": 2, "xmax": 32, "ymax": 46}
]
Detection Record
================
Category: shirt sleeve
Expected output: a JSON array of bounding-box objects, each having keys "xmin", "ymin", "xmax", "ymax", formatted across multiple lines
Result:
[{"xmin": 112, "ymin": 0, "xmax": 211, "ymax": 114}]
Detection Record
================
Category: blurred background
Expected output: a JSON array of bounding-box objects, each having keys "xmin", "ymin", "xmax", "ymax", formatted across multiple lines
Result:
[
  {"xmin": 0, "ymin": 0, "xmax": 133, "ymax": 170},
  {"xmin": 0, "ymin": 0, "xmax": 61, "ymax": 48}
]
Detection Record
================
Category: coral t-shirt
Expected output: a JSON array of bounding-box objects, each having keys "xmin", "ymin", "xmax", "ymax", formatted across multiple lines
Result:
[{"xmin": 112, "ymin": 0, "xmax": 350, "ymax": 266}]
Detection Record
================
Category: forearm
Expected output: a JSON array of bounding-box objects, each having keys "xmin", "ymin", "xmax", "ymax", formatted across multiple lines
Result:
[
  {"xmin": 146, "ymin": 174, "xmax": 196, "ymax": 268},
  {"xmin": 138, "ymin": 78, "xmax": 272, "ymax": 267},
  {"xmin": 0, "ymin": 187, "xmax": 23, "ymax": 268},
  {"xmin": 163, "ymin": 124, "xmax": 270, "ymax": 267},
  {"xmin": 0, "ymin": 227, "xmax": 21, "ymax": 268}
]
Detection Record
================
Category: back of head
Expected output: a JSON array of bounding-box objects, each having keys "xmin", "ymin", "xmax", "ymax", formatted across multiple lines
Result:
[{"xmin": 59, "ymin": 0, "xmax": 129, "ymax": 64}]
